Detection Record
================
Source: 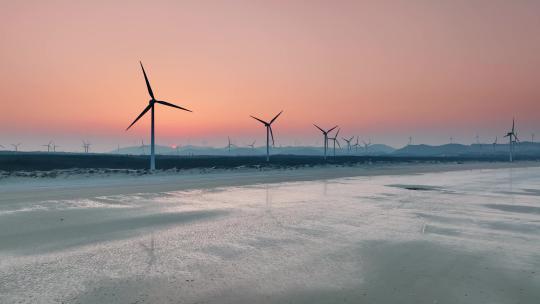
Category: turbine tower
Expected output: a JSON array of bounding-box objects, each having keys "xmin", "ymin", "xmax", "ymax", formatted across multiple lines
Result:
[
  {"xmin": 492, "ymin": 136, "xmax": 498, "ymax": 152},
  {"xmin": 532, "ymin": 133, "xmax": 535, "ymax": 143},
  {"xmin": 11, "ymin": 143, "xmax": 21, "ymax": 152},
  {"xmin": 250, "ymin": 111, "xmax": 283, "ymax": 162},
  {"xmin": 313, "ymin": 124, "xmax": 338, "ymax": 160},
  {"xmin": 126, "ymin": 62, "xmax": 192, "ymax": 170},
  {"xmin": 503, "ymin": 118, "xmax": 519, "ymax": 162},
  {"xmin": 328, "ymin": 128, "xmax": 341, "ymax": 157},
  {"xmin": 52, "ymin": 143, "xmax": 59, "ymax": 152},
  {"xmin": 408, "ymin": 136, "xmax": 413, "ymax": 146}
]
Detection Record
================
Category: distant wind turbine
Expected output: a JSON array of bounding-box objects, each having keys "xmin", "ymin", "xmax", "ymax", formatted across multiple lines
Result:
[
  {"xmin": 342, "ymin": 136, "xmax": 354, "ymax": 153},
  {"xmin": 503, "ymin": 118, "xmax": 519, "ymax": 162},
  {"xmin": 328, "ymin": 128, "xmax": 341, "ymax": 157},
  {"xmin": 353, "ymin": 136, "xmax": 360, "ymax": 153},
  {"xmin": 362, "ymin": 139, "xmax": 371, "ymax": 153},
  {"xmin": 492, "ymin": 136, "xmax": 498, "ymax": 152},
  {"xmin": 313, "ymin": 124, "xmax": 338, "ymax": 160},
  {"xmin": 250, "ymin": 111, "xmax": 283, "ymax": 162},
  {"xmin": 52, "ymin": 143, "xmax": 59, "ymax": 152},
  {"xmin": 227, "ymin": 137, "xmax": 234, "ymax": 153},
  {"xmin": 531, "ymin": 133, "xmax": 535, "ymax": 143},
  {"xmin": 450, "ymin": 137, "xmax": 454, "ymax": 144},
  {"xmin": 42, "ymin": 141, "xmax": 53, "ymax": 152},
  {"xmin": 82, "ymin": 140, "xmax": 91, "ymax": 153},
  {"xmin": 11, "ymin": 143, "xmax": 21, "ymax": 152},
  {"xmin": 408, "ymin": 136, "xmax": 413, "ymax": 146},
  {"xmin": 126, "ymin": 61, "xmax": 192, "ymax": 170},
  {"xmin": 248, "ymin": 140, "xmax": 256, "ymax": 149},
  {"xmin": 139, "ymin": 140, "xmax": 147, "ymax": 155}
]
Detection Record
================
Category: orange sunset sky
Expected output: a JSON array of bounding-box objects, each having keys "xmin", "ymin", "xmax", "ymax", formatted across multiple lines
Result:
[{"xmin": 1, "ymin": 0, "xmax": 539, "ymax": 151}]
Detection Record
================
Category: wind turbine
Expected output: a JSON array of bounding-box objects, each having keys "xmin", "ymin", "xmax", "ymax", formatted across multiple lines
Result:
[
  {"xmin": 139, "ymin": 140, "xmax": 147, "ymax": 155},
  {"xmin": 353, "ymin": 136, "xmax": 360, "ymax": 153},
  {"xmin": 248, "ymin": 140, "xmax": 256, "ymax": 149},
  {"xmin": 450, "ymin": 137, "xmax": 454, "ymax": 144},
  {"xmin": 362, "ymin": 139, "xmax": 371, "ymax": 153},
  {"xmin": 126, "ymin": 61, "xmax": 192, "ymax": 170},
  {"xmin": 492, "ymin": 136, "xmax": 498, "ymax": 153},
  {"xmin": 11, "ymin": 143, "xmax": 21, "ymax": 152},
  {"xmin": 531, "ymin": 133, "xmax": 535, "ymax": 143},
  {"xmin": 503, "ymin": 118, "xmax": 519, "ymax": 162},
  {"xmin": 342, "ymin": 136, "xmax": 354, "ymax": 153},
  {"xmin": 226, "ymin": 137, "xmax": 234, "ymax": 153},
  {"xmin": 52, "ymin": 143, "xmax": 59, "ymax": 152},
  {"xmin": 328, "ymin": 128, "xmax": 341, "ymax": 157},
  {"xmin": 408, "ymin": 136, "xmax": 413, "ymax": 146},
  {"xmin": 42, "ymin": 141, "xmax": 53, "ymax": 152},
  {"xmin": 313, "ymin": 124, "xmax": 338, "ymax": 160},
  {"xmin": 82, "ymin": 140, "xmax": 91, "ymax": 153},
  {"xmin": 250, "ymin": 111, "xmax": 283, "ymax": 162}
]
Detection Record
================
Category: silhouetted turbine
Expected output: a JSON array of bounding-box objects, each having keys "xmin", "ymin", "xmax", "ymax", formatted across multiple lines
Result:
[
  {"xmin": 126, "ymin": 62, "xmax": 192, "ymax": 170},
  {"xmin": 313, "ymin": 124, "xmax": 338, "ymax": 160},
  {"xmin": 328, "ymin": 128, "xmax": 341, "ymax": 157},
  {"xmin": 342, "ymin": 136, "xmax": 354, "ymax": 153},
  {"xmin": 250, "ymin": 111, "xmax": 283, "ymax": 162},
  {"xmin": 504, "ymin": 118, "xmax": 519, "ymax": 162}
]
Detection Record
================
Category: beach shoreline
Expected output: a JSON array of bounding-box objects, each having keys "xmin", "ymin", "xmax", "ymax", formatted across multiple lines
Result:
[{"xmin": 1, "ymin": 160, "xmax": 538, "ymax": 203}]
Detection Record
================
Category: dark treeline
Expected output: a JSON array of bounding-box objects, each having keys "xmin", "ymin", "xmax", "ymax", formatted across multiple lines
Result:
[{"xmin": 0, "ymin": 152, "xmax": 539, "ymax": 172}]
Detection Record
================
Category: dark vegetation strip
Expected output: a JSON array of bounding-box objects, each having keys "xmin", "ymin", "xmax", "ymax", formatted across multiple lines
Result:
[{"xmin": 0, "ymin": 152, "xmax": 539, "ymax": 172}]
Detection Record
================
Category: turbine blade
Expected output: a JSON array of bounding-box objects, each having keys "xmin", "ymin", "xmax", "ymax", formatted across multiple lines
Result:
[
  {"xmin": 313, "ymin": 124, "xmax": 325, "ymax": 133},
  {"xmin": 269, "ymin": 126, "xmax": 275, "ymax": 146},
  {"xmin": 140, "ymin": 61, "xmax": 155, "ymax": 99},
  {"xmin": 336, "ymin": 139, "xmax": 341, "ymax": 148},
  {"xmin": 250, "ymin": 115, "xmax": 268, "ymax": 125},
  {"xmin": 126, "ymin": 104, "xmax": 152, "ymax": 130},
  {"xmin": 335, "ymin": 128, "xmax": 340, "ymax": 137},
  {"xmin": 270, "ymin": 110, "xmax": 283, "ymax": 124},
  {"xmin": 328, "ymin": 125, "xmax": 338, "ymax": 133},
  {"xmin": 156, "ymin": 100, "xmax": 192, "ymax": 112}
]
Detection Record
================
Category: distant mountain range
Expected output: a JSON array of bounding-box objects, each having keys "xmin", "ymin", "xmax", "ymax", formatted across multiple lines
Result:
[
  {"xmin": 110, "ymin": 142, "xmax": 540, "ymax": 157},
  {"xmin": 393, "ymin": 142, "xmax": 540, "ymax": 157}
]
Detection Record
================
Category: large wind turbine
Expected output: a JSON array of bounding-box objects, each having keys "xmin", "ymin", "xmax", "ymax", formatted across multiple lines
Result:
[
  {"xmin": 126, "ymin": 62, "xmax": 192, "ymax": 170},
  {"xmin": 313, "ymin": 124, "xmax": 338, "ymax": 160},
  {"xmin": 250, "ymin": 111, "xmax": 283, "ymax": 162},
  {"xmin": 328, "ymin": 128, "xmax": 341, "ymax": 157},
  {"xmin": 503, "ymin": 118, "xmax": 519, "ymax": 162}
]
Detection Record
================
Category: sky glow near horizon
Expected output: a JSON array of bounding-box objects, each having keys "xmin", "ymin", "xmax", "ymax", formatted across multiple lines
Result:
[{"xmin": 1, "ymin": 0, "xmax": 539, "ymax": 152}]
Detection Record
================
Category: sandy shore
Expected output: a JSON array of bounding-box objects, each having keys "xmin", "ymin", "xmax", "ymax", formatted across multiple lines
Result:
[
  {"xmin": 1, "ymin": 162, "xmax": 539, "ymax": 304},
  {"xmin": 1, "ymin": 161, "xmax": 538, "ymax": 204}
]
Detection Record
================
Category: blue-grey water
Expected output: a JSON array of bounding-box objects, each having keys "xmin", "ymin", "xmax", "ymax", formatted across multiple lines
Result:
[{"xmin": 1, "ymin": 167, "xmax": 539, "ymax": 303}]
